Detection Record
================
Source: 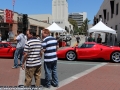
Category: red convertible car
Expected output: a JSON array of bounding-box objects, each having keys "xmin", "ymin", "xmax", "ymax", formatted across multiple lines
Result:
[
  {"xmin": 0, "ymin": 42, "xmax": 16, "ymax": 58},
  {"xmin": 57, "ymin": 42, "xmax": 120, "ymax": 63}
]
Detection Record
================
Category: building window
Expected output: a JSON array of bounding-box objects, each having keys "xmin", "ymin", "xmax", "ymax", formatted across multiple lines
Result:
[
  {"xmin": 115, "ymin": 25, "xmax": 118, "ymax": 30},
  {"xmin": 107, "ymin": 12, "xmax": 109, "ymax": 21},
  {"xmin": 111, "ymin": 12, "xmax": 113, "ymax": 18},
  {"xmin": 116, "ymin": 3, "xmax": 119, "ymax": 15}
]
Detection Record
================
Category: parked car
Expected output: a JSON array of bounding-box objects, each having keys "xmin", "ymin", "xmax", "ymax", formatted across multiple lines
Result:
[
  {"xmin": 0, "ymin": 42, "xmax": 16, "ymax": 58},
  {"xmin": 57, "ymin": 42, "xmax": 120, "ymax": 62}
]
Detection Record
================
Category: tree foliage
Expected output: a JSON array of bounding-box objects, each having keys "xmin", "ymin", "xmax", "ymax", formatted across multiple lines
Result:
[
  {"xmin": 79, "ymin": 18, "xmax": 90, "ymax": 34},
  {"xmin": 68, "ymin": 18, "xmax": 79, "ymax": 33},
  {"xmin": 68, "ymin": 18, "xmax": 90, "ymax": 34}
]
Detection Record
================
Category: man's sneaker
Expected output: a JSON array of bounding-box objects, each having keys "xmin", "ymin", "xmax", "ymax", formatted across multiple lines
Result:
[
  {"xmin": 51, "ymin": 83, "xmax": 59, "ymax": 87},
  {"xmin": 12, "ymin": 66, "xmax": 17, "ymax": 69},
  {"xmin": 44, "ymin": 85, "xmax": 51, "ymax": 88}
]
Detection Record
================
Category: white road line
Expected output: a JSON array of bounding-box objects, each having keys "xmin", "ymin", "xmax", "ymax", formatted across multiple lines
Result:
[{"xmin": 18, "ymin": 68, "xmax": 25, "ymax": 86}]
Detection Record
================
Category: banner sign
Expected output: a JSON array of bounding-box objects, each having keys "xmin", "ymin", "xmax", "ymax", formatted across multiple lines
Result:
[{"xmin": 4, "ymin": 9, "xmax": 13, "ymax": 23}]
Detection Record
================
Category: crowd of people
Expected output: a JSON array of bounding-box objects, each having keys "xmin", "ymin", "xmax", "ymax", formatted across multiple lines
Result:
[
  {"xmin": 74, "ymin": 33, "xmax": 102, "ymax": 45},
  {"xmin": 12, "ymin": 29, "xmax": 59, "ymax": 88}
]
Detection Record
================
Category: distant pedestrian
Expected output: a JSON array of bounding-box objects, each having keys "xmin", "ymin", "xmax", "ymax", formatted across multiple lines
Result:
[
  {"xmin": 22, "ymin": 29, "xmax": 42, "ymax": 87},
  {"xmin": 42, "ymin": 29, "xmax": 59, "ymax": 88},
  {"xmin": 12, "ymin": 30, "xmax": 26, "ymax": 69},
  {"xmin": 88, "ymin": 33, "xmax": 95, "ymax": 42},
  {"xmin": 76, "ymin": 35, "xmax": 80, "ymax": 44},
  {"xmin": 97, "ymin": 34, "xmax": 102, "ymax": 43}
]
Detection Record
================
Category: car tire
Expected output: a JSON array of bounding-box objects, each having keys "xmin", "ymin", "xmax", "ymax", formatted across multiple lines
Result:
[
  {"xmin": 66, "ymin": 51, "xmax": 76, "ymax": 61},
  {"xmin": 111, "ymin": 51, "xmax": 120, "ymax": 63}
]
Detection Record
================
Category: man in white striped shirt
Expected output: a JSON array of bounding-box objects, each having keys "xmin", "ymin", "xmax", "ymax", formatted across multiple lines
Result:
[
  {"xmin": 22, "ymin": 29, "xmax": 42, "ymax": 87},
  {"xmin": 42, "ymin": 29, "xmax": 59, "ymax": 88}
]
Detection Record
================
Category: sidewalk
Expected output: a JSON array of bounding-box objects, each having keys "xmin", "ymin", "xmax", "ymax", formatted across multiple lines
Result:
[
  {"xmin": 0, "ymin": 59, "xmax": 20, "ymax": 86},
  {"xmin": 57, "ymin": 63, "xmax": 120, "ymax": 90}
]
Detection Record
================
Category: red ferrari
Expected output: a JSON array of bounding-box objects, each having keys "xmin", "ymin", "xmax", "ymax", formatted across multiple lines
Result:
[
  {"xmin": 57, "ymin": 42, "xmax": 120, "ymax": 63},
  {"xmin": 0, "ymin": 42, "xmax": 16, "ymax": 58}
]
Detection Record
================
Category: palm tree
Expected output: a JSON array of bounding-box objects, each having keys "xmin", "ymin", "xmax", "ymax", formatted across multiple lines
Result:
[
  {"xmin": 83, "ymin": 18, "xmax": 90, "ymax": 34},
  {"xmin": 68, "ymin": 18, "xmax": 78, "ymax": 32}
]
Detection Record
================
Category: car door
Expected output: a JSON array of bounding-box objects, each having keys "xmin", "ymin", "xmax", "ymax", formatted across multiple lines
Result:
[
  {"xmin": 84, "ymin": 44, "xmax": 101, "ymax": 58},
  {"xmin": 0, "ymin": 43, "xmax": 4, "ymax": 56},
  {"xmin": 2, "ymin": 43, "xmax": 12, "ymax": 56},
  {"xmin": 77, "ymin": 43, "xmax": 100, "ymax": 59},
  {"xmin": 77, "ymin": 43, "xmax": 89, "ymax": 58}
]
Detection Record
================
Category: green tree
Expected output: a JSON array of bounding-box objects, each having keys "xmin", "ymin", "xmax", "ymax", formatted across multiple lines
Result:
[
  {"xmin": 68, "ymin": 18, "xmax": 79, "ymax": 33},
  {"xmin": 82, "ymin": 18, "xmax": 90, "ymax": 34},
  {"xmin": 79, "ymin": 18, "xmax": 90, "ymax": 35}
]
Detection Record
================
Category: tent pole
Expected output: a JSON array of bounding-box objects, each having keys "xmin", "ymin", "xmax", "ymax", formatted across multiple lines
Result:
[
  {"xmin": 113, "ymin": 34, "xmax": 115, "ymax": 46},
  {"xmin": 62, "ymin": 31, "xmax": 63, "ymax": 47}
]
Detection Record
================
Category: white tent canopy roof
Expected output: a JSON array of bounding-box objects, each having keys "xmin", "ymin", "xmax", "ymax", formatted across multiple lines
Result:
[
  {"xmin": 46, "ymin": 22, "xmax": 66, "ymax": 32},
  {"xmin": 88, "ymin": 21, "xmax": 116, "ymax": 34}
]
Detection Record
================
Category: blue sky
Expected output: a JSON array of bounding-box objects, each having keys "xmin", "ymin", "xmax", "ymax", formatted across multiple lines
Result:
[{"xmin": 0, "ymin": 0, "xmax": 104, "ymax": 24}]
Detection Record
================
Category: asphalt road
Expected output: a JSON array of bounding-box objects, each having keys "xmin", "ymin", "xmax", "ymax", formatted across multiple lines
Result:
[{"xmin": 40, "ymin": 60, "xmax": 104, "ymax": 82}]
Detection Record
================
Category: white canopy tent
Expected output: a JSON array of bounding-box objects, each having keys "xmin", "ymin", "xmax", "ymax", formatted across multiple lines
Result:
[
  {"xmin": 88, "ymin": 21, "xmax": 117, "ymax": 45},
  {"xmin": 88, "ymin": 21, "xmax": 116, "ymax": 34},
  {"xmin": 46, "ymin": 22, "xmax": 66, "ymax": 32}
]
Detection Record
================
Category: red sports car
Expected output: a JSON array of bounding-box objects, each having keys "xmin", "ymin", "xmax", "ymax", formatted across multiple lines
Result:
[
  {"xmin": 57, "ymin": 42, "xmax": 120, "ymax": 63},
  {"xmin": 0, "ymin": 42, "xmax": 16, "ymax": 58}
]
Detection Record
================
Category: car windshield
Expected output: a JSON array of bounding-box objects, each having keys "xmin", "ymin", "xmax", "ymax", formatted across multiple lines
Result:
[
  {"xmin": 10, "ymin": 43, "xmax": 17, "ymax": 47},
  {"xmin": 78, "ymin": 43, "xmax": 83, "ymax": 47},
  {"xmin": 78, "ymin": 43, "xmax": 95, "ymax": 48}
]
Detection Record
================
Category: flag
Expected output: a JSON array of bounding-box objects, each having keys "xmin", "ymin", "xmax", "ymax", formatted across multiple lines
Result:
[{"xmin": 12, "ymin": 0, "xmax": 15, "ymax": 6}]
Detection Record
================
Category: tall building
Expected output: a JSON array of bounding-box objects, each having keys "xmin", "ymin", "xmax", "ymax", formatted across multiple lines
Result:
[
  {"xmin": 69, "ymin": 12, "xmax": 87, "ymax": 28},
  {"xmin": 52, "ymin": 0, "xmax": 72, "ymax": 32},
  {"xmin": 52, "ymin": 0, "xmax": 68, "ymax": 22}
]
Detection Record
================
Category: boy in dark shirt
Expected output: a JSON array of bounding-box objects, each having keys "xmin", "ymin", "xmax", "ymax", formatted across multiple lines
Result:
[{"xmin": 97, "ymin": 34, "xmax": 102, "ymax": 43}]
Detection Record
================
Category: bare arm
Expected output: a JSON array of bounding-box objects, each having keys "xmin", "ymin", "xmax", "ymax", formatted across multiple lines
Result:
[
  {"xmin": 56, "ymin": 45, "xmax": 59, "ymax": 51},
  {"xmin": 14, "ymin": 37, "xmax": 17, "ymax": 41},
  {"xmin": 40, "ymin": 51, "xmax": 43, "ymax": 57},
  {"xmin": 22, "ymin": 52, "xmax": 28, "ymax": 70}
]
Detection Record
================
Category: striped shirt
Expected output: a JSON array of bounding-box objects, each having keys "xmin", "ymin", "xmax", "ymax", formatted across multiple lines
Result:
[
  {"xmin": 42, "ymin": 36, "xmax": 58, "ymax": 62},
  {"xmin": 24, "ymin": 38, "xmax": 42, "ymax": 67}
]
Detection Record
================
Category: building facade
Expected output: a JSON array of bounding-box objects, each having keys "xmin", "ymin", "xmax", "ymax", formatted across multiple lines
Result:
[
  {"xmin": 0, "ymin": 9, "xmax": 50, "ymax": 41},
  {"xmin": 69, "ymin": 12, "xmax": 87, "ymax": 28},
  {"xmin": 93, "ymin": 0, "xmax": 120, "ymax": 43},
  {"xmin": 29, "ymin": 0, "xmax": 73, "ymax": 34}
]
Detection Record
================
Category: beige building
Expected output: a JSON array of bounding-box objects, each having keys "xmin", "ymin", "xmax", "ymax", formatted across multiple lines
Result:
[
  {"xmin": 93, "ymin": 0, "xmax": 120, "ymax": 44},
  {"xmin": 0, "ymin": 9, "xmax": 50, "ymax": 41}
]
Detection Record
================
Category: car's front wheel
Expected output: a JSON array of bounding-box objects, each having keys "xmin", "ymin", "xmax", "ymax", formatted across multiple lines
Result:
[
  {"xmin": 111, "ymin": 52, "xmax": 120, "ymax": 62},
  {"xmin": 66, "ymin": 51, "xmax": 76, "ymax": 61}
]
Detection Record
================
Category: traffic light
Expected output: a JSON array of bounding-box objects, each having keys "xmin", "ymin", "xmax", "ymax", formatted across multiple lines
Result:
[{"xmin": 22, "ymin": 14, "xmax": 28, "ymax": 35}]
